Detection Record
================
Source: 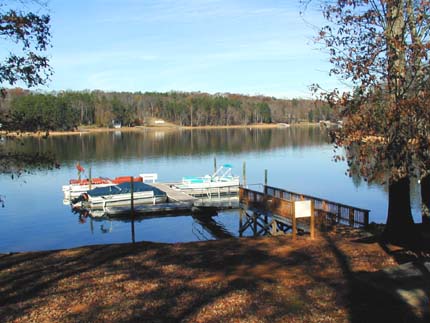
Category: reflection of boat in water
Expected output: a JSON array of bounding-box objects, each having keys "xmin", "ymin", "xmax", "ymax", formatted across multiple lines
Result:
[
  {"xmin": 73, "ymin": 205, "xmax": 235, "ymax": 241},
  {"xmin": 63, "ymin": 176, "xmax": 143, "ymax": 198},
  {"xmin": 104, "ymin": 202, "xmax": 193, "ymax": 217},
  {"xmin": 72, "ymin": 182, "xmax": 167, "ymax": 210}
]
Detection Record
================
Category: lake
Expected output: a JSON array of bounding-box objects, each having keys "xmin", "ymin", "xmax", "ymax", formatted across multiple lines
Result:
[{"xmin": 0, "ymin": 126, "xmax": 422, "ymax": 253}]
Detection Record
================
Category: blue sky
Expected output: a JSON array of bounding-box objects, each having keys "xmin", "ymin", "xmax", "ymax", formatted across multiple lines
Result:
[{"xmin": 41, "ymin": 0, "xmax": 337, "ymax": 98}]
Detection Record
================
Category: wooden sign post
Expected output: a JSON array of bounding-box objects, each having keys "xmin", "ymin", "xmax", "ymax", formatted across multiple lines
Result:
[{"xmin": 294, "ymin": 200, "xmax": 315, "ymax": 239}]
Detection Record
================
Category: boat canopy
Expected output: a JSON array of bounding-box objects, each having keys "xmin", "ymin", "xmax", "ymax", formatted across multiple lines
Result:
[
  {"xmin": 212, "ymin": 164, "xmax": 235, "ymax": 179},
  {"xmin": 87, "ymin": 182, "xmax": 166, "ymax": 197}
]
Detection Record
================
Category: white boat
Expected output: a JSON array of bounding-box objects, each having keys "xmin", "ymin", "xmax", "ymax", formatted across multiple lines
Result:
[
  {"xmin": 174, "ymin": 164, "xmax": 240, "ymax": 197},
  {"xmin": 63, "ymin": 174, "xmax": 158, "ymax": 199},
  {"xmin": 72, "ymin": 182, "xmax": 167, "ymax": 210}
]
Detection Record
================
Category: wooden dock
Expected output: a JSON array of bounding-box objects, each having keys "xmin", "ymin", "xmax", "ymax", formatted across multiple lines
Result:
[
  {"xmin": 102, "ymin": 183, "xmax": 240, "ymax": 216},
  {"xmin": 151, "ymin": 183, "xmax": 197, "ymax": 203},
  {"xmin": 239, "ymin": 185, "xmax": 370, "ymax": 237},
  {"xmin": 101, "ymin": 182, "xmax": 197, "ymax": 216}
]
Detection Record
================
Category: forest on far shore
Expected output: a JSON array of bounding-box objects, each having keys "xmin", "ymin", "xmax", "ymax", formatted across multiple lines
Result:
[{"xmin": 0, "ymin": 88, "xmax": 336, "ymax": 131}]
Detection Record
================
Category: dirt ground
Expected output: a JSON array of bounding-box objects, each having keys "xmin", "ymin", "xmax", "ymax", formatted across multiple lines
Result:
[{"xmin": 0, "ymin": 230, "xmax": 427, "ymax": 323}]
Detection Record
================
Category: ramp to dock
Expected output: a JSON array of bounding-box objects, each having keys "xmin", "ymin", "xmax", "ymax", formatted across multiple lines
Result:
[
  {"xmin": 239, "ymin": 185, "xmax": 370, "ymax": 228},
  {"xmin": 151, "ymin": 183, "xmax": 197, "ymax": 203}
]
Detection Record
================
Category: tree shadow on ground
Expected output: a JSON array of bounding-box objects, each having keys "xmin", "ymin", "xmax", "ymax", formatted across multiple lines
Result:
[
  {"xmin": 0, "ymin": 234, "xmax": 427, "ymax": 322},
  {"xmin": 323, "ymin": 232, "xmax": 429, "ymax": 323}
]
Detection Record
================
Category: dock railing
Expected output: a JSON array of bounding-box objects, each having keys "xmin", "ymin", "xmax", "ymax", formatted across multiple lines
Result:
[{"xmin": 239, "ymin": 184, "xmax": 369, "ymax": 228}]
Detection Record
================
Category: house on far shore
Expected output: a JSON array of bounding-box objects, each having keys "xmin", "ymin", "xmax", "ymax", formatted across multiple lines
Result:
[
  {"xmin": 112, "ymin": 120, "xmax": 122, "ymax": 129},
  {"xmin": 154, "ymin": 119, "xmax": 165, "ymax": 125}
]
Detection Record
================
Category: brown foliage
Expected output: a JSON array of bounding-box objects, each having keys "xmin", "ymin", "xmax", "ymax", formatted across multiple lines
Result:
[{"xmin": 2, "ymin": 233, "xmax": 423, "ymax": 323}]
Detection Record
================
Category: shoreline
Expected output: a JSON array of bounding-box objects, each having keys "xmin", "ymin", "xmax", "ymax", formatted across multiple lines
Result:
[{"xmin": 0, "ymin": 122, "xmax": 319, "ymax": 137}]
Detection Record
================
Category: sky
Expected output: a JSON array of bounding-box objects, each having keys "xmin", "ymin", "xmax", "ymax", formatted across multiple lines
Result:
[{"xmin": 23, "ymin": 0, "xmax": 341, "ymax": 98}]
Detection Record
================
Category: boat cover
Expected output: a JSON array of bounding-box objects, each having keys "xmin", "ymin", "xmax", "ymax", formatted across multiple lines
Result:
[{"xmin": 87, "ymin": 182, "xmax": 166, "ymax": 197}]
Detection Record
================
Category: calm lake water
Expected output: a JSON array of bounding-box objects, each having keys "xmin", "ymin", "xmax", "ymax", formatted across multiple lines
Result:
[{"xmin": 0, "ymin": 127, "xmax": 422, "ymax": 252}]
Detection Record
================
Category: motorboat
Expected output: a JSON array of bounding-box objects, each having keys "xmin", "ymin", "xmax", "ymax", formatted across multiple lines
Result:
[
  {"xmin": 71, "ymin": 182, "xmax": 167, "ymax": 210},
  {"xmin": 179, "ymin": 164, "xmax": 239, "ymax": 189},
  {"xmin": 174, "ymin": 164, "xmax": 240, "ymax": 197},
  {"xmin": 63, "ymin": 176, "xmax": 143, "ymax": 199}
]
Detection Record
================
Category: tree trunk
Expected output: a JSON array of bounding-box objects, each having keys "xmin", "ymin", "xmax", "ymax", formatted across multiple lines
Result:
[
  {"xmin": 421, "ymin": 175, "xmax": 430, "ymax": 226},
  {"xmin": 383, "ymin": 176, "xmax": 416, "ymax": 245}
]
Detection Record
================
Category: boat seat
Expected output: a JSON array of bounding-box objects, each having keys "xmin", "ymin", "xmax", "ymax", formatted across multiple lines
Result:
[{"xmin": 140, "ymin": 173, "xmax": 158, "ymax": 183}]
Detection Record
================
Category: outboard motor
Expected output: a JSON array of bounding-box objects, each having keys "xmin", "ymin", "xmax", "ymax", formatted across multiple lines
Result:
[{"xmin": 71, "ymin": 193, "xmax": 89, "ymax": 206}]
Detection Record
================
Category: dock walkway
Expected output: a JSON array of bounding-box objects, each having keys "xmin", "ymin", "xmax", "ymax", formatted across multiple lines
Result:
[
  {"xmin": 239, "ymin": 185, "xmax": 370, "ymax": 237},
  {"xmin": 151, "ymin": 183, "xmax": 197, "ymax": 203}
]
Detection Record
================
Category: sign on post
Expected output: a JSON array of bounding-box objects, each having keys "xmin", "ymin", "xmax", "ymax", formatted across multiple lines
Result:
[{"xmin": 293, "ymin": 200, "xmax": 315, "ymax": 239}]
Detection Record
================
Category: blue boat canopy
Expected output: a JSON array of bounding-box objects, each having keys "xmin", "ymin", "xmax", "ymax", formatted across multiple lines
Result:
[{"xmin": 87, "ymin": 182, "xmax": 166, "ymax": 197}]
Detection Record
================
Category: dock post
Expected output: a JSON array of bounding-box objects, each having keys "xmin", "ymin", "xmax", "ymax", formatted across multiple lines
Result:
[
  {"xmin": 78, "ymin": 163, "xmax": 81, "ymax": 181},
  {"xmin": 242, "ymin": 161, "xmax": 247, "ymax": 187},
  {"xmin": 214, "ymin": 157, "xmax": 217, "ymax": 173},
  {"xmin": 130, "ymin": 176, "xmax": 135, "ymax": 243},
  {"xmin": 292, "ymin": 202, "xmax": 297, "ymax": 240},
  {"xmin": 264, "ymin": 169, "xmax": 268, "ymax": 195},
  {"xmin": 253, "ymin": 212, "xmax": 258, "ymax": 237},
  {"xmin": 364, "ymin": 210, "xmax": 369, "ymax": 227},
  {"xmin": 88, "ymin": 167, "xmax": 92, "ymax": 190},
  {"xmin": 239, "ymin": 209, "xmax": 243, "ymax": 237},
  {"xmin": 310, "ymin": 200, "xmax": 315, "ymax": 239},
  {"xmin": 349, "ymin": 208, "xmax": 355, "ymax": 226},
  {"xmin": 271, "ymin": 220, "xmax": 277, "ymax": 235}
]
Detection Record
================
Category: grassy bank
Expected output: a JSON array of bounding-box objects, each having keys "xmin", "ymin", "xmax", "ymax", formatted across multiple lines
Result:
[{"xmin": 0, "ymin": 230, "xmax": 426, "ymax": 323}]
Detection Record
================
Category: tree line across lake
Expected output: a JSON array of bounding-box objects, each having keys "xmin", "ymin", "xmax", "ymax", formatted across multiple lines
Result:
[{"xmin": 0, "ymin": 89, "xmax": 334, "ymax": 131}]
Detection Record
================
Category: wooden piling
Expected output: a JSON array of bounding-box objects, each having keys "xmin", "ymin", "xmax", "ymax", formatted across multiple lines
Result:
[
  {"xmin": 363, "ymin": 210, "xmax": 369, "ymax": 227},
  {"xmin": 242, "ymin": 161, "xmax": 247, "ymax": 187},
  {"xmin": 263, "ymin": 169, "xmax": 268, "ymax": 195},
  {"xmin": 239, "ymin": 209, "xmax": 243, "ymax": 237},
  {"xmin": 88, "ymin": 167, "xmax": 92, "ymax": 190},
  {"xmin": 292, "ymin": 202, "xmax": 297, "ymax": 240},
  {"xmin": 271, "ymin": 220, "xmax": 277, "ymax": 235},
  {"xmin": 214, "ymin": 157, "xmax": 217, "ymax": 173},
  {"xmin": 349, "ymin": 208, "xmax": 355, "ymax": 226},
  {"xmin": 130, "ymin": 176, "xmax": 135, "ymax": 216},
  {"xmin": 130, "ymin": 176, "xmax": 135, "ymax": 243},
  {"xmin": 78, "ymin": 163, "xmax": 81, "ymax": 181},
  {"xmin": 310, "ymin": 200, "xmax": 315, "ymax": 239}
]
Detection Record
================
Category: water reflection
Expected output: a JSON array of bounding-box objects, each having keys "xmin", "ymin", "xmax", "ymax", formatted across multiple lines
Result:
[
  {"xmin": 0, "ymin": 126, "xmax": 423, "ymax": 252},
  {"xmin": 73, "ymin": 208, "xmax": 237, "ymax": 242},
  {"xmin": 2, "ymin": 127, "xmax": 329, "ymax": 165}
]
